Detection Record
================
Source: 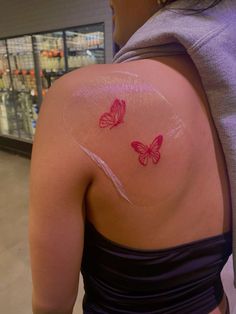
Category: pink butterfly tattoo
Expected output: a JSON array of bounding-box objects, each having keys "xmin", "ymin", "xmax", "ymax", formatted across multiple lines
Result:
[
  {"xmin": 99, "ymin": 98, "xmax": 126, "ymax": 129},
  {"xmin": 131, "ymin": 135, "xmax": 163, "ymax": 166}
]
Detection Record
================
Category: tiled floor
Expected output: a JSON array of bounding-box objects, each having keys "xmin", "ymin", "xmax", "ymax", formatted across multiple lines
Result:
[{"xmin": 0, "ymin": 150, "xmax": 235, "ymax": 314}]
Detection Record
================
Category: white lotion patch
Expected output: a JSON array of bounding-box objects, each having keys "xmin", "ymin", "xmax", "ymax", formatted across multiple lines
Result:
[
  {"xmin": 62, "ymin": 70, "xmax": 188, "ymax": 206},
  {"xmin": 61, "ymin": 113, "xmax": 131, "ymax": 203}
]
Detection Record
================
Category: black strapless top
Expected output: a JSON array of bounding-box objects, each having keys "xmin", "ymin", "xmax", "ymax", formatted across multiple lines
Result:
[{"xmin": 81, "ymin": 221, "xmax": 232, "ymax": 313}]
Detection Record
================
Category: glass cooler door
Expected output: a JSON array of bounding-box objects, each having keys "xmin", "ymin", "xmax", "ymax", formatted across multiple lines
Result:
[
  {"xmin": 7, "ymin": 36, "xmax": 39, "ymax": 140},
  {"xmin": 65, "ymin": 23, "xmax": 105, "ymax": 71},
  {"xmin": 0, "ymin": 39, "xmax": 20, "ymax": 138},
  {"xmin": 33, "ymin": 31, "xmax": 65, "ymax": 97}
]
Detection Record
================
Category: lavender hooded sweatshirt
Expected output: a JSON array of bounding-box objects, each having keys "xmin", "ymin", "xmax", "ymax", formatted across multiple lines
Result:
[{"xmin": 113, "ymin": 0, "xmax": 236, "ymax": 287}]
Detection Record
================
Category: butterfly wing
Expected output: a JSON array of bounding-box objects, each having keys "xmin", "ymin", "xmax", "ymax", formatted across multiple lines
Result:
[
  {"xmin": 110, "ymin": 98, "xmax": 126, "ymax": 124},
  {"xmin": 150, "ymin": 150, "xmax": 161, "ymax": 164},
  {"xmin": 150, "ymin": 135, "xmax": 163, "ymax": 152},
  {"xmin": 149, "ymin": 135, "xmax": 163, "ymax": 164},
  {"xmin": 131, "ymin": 141, "xmax": 149, "ymax": 166},
  {"xmin": 119, "ymin": 100, "xmax": 126, "ymax": 122},
  {"xmin": 99, "ymin": 112, "xmax": 115, "ymax": 128},
  {"xmin": 139, "ymin": 152, "xmax": 149, "ymax": 166}
]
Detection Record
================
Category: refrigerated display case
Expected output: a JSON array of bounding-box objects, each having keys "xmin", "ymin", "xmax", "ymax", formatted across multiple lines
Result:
[
  {"xmin": 33, "ymin": 31, "xmax": 66, "ymax": 94},
  {"xmin": 0, "ymin": 22, "xmax": 105, "ymax": 157},
  {"xmin": 7, "ymin": 36, "xmax": 39, "ymax": 140},
  {"xmin": 0, "ymin": 39, "xmax": 19, "ymax": 138},
  {"xmin": 65, "ymin": 24, "xmax": 104, "ymax": 71},
  {"xmin": 33, "ymin": 24, "xmax": 105, "ymax": 98}
]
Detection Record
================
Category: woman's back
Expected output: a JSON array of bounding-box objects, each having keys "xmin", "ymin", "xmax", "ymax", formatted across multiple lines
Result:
[
  {"xmin": 29, "ymin": 53, "xmax": 232, "ymax": 314},
  {"xmin": 66, "ymin": 55, "xmax": 231, "ymax": 249},
  {"xmin": 29, "ymin": 1, "xmax": 234, "ymax": 313},
  {"xmin": 63, "ymin": 55, "xmax": 232, "ymax": 313}
]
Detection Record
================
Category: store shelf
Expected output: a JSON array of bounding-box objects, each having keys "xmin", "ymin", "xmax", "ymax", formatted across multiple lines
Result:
[
  {"xmin": 0, "ymin": 89, "xmax": 11, "ymax": 92},
  {"xmin": 43, "ymin": 70, "xmax": 66, "ymax": 76},
  {"xmin": 68, "ymin": 47, "xmax": 104, "ymax": 52},
  {"xmin": 0, "ymin": 134, "xmax": 32, "ymax": 158}
]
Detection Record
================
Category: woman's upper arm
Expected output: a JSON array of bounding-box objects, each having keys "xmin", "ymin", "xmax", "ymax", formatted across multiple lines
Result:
[{"xmin": 28, "ymin": 72, "xmax": 94, "ymax": 313}]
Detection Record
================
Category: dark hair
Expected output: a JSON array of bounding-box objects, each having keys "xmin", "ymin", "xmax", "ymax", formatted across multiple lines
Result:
[{"xmin": 163, "ymin": 0, "xmax": 223, "ymax": 15}]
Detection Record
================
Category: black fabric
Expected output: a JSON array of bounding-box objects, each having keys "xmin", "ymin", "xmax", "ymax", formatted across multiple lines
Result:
[{"xmin": 81, "ymin": 221, "xmax": 232, "ymax": 313}]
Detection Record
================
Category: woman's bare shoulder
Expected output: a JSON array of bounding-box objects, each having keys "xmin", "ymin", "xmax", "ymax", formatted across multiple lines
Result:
[{"xmin": 60, "ymin": 58, "xmax": 207, "ymax": 204}]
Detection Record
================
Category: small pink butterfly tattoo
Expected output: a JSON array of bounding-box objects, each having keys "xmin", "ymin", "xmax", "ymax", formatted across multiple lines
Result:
[
  {"xmin": 99, "ymin": 98, "xmax": 126, "ymax": 129},
  {"xmin": 131, "ymin": 135, "xmax": 163, "ymax": 166}
]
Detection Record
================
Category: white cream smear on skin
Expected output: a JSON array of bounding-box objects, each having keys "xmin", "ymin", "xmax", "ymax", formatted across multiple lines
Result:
[
  {"xmin": 79, "ymin": 144, "xmax": 133, "ymax": 204},
  {"xmin": 62, "ymin": 71, "xmax": 188, "ymax": 206}
]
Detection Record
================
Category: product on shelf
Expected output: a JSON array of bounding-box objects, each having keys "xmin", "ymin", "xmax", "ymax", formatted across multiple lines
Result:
[
  {"xmin": 0, "ymin": 73, "xmax": 11, "ymax": 90},
  {"xmin": 17, "ymin": 92, "xmax": 37, "ymax": 138},
  {"xmin": 67, "ymin": 31, "xmax": 104, "ymax": 50},
  {"xmin": 0, "ymin": 92, "xmax": 9, "ymax": 134},
  {"xmin": 0, "ymin": 91, "xmax": 18, "ymax": 137},
  {"xmin": 34, "ymin": 33, "xmax": 65, "ymax": 73},
  {"xmin": 11, "ymin": 70, "xmax": 37, "ymax": 92},
  {"xmin": 7, "ymin": 36, "xmax": 36, "ymax": 94},
  {"xmin": 85, "ymin": 31, "xmax": 104, "ymax": 48},
  {"xmin": 0, "ymin": 40, "xmax": 11, "ymax": 90}
]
